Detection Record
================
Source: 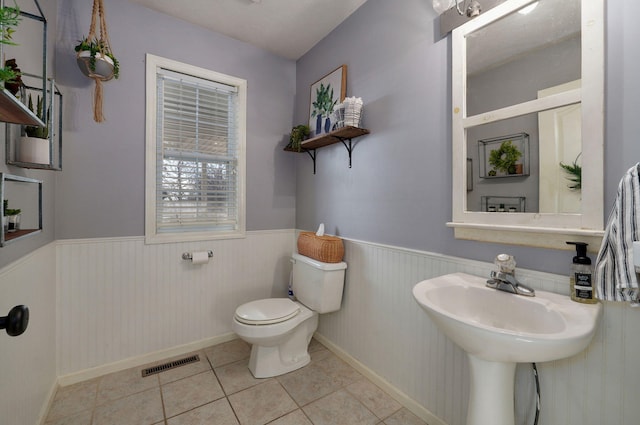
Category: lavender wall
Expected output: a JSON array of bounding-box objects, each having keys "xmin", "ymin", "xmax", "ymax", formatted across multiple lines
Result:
[
  {"xmin": 54, "ymin": 0, "xmax": 297, "ymax": 240},
  {"xmin": 295, "ymin": 0, "xmax": 640, "ymax": 276}
]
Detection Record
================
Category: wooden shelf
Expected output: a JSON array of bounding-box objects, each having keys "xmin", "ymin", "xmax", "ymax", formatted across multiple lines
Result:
[
  {"xmin": 0, "ymin": 88, "xmax": 46, "ymax": 127},
  {"xmin": 3, "ymin": 229, "xmax": 41, "ymax": 243},
  {"xmin": 284, "ymin": 126, "xmax": 370, "ymax": 173},
  {"xmin": 301, "ymin": 126, "xmax": 370, "ymax": 150}
]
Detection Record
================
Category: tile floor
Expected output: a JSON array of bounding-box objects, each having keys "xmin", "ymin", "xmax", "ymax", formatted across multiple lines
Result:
[{"xmin": 44, "ymin": 338, "xmax": 430, "ymax": 425}]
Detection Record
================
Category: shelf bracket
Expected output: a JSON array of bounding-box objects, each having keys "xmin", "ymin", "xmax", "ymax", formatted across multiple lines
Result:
[
  {"xmin": 338, "ymin": 137, "xmax": 354, "ymax": 168},
  {"xmin": 303, "ymin": 149, "xmax": 317, "ymax": 174}
]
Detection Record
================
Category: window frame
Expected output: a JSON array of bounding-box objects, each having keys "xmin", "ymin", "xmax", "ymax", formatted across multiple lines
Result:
[{"xmin": 145, "ymin": 54, "xmax": 247, "ymax": 244}]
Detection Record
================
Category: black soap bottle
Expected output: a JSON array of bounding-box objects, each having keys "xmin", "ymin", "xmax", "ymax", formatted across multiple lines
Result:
[{"xmin": 566, "ymin": 242, "xmax": 596, "ymax": 304}]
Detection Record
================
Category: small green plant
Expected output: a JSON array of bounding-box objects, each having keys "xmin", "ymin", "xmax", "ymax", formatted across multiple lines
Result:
[
  {"xmin": 24, "ymin": 94, "xmax": 49, "ymax": 139},
  {"xmin": 288, "ymin": 124, "xmax": 311, "ymax": 151},
  {"xmin": 0, "ymin": 65, "xmax": 18, "ymax": 83},
  {"xmin": 3, "ymin": 58, "xmax": 23, "ymax": 94},
  {"xmin": 0, "ymin": 3, "xmax": 21, "ymax": 86},
  {"xmin": 0, "ymin": 2, "xmax": 20, "ymax": 46},
  {"xmin": 489, "ymin": 140, "xmax": 522, "ymax": 175},
  {"xmin": 560, "ymin": 153, "xmax": 582, "ymax": 190},
  {"xmin": 3, "ymin": 200, "xmax": 20, "ymax": 216},
  {"xmin": 74, "ymin": 37, "xmax": 120, "ymax": 79}
]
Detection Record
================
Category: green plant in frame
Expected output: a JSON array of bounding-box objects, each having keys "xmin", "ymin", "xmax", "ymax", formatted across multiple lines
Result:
[
  {"xmin": 24, "ymin": 94, "xmax": 49, "ymax": 139},
  {"xmin": 560, "ymin": 153, "xmax": 582, "ymax": 190},
  {"xmin": 0, "ymin": 65, "xmax": 18, "ymax": 83},
  {"xmin": 0, "ymin": 2, "xmax": 21, "ymax": 85},
  {"xmin": 3, "ymin": 199, "xmax": 20, "ymax": 216},
  {"xmin": 489, "ymin": 140, "xmax": 522, "ymax": 174},
  {"xmin": 0, "ymin": 2, "xmax": 20, "ymax": 46}
]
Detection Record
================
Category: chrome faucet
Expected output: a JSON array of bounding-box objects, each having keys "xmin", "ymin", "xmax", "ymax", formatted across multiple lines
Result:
[{"xmin": 486, "ymin": 254, "xmax": 535, "ymax": 297}]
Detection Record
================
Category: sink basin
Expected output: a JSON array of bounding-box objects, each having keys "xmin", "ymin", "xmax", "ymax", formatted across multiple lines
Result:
[
  {"xmin": 413, "ymin": 272, "xmax": 602, "ymax": 425},
  {"xmin": 413, "ymin": 272, "xmax": 601, "ymax": 363}
]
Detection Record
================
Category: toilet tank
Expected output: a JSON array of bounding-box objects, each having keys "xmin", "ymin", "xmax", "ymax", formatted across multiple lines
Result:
[{"xmin": 291, "ymin": 253, "xmax": 347, "ymax": 313}]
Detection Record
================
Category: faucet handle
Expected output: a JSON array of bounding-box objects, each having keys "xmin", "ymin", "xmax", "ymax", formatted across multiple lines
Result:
[{"xmin": 495, "ymin": 254, "xmax": 516, "ymax": 273}]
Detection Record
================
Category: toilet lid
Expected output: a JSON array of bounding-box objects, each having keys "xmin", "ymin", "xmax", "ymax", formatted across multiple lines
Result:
[{"xmin": 234, "ymin": 298, "xmax": 300, "ymax": 325}]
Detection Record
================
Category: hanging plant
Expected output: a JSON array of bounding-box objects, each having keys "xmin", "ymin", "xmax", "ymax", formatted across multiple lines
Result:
[
  {"xmin": 75, "ymin": 37, "xmax": 119, "ymax": 80},
  {"xmin": 74, "ymin": 0, "xmax": 118, "ymax": 122}
]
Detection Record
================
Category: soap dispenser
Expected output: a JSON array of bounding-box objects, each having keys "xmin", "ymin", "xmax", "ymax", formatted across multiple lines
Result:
[{"xmin": 566, "ymin": 241, "xmax": 596, "ymax": 304}]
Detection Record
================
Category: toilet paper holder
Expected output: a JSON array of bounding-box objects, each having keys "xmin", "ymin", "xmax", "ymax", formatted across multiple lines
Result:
[{"xmin": 182, "ymin": 250, "xmax": 214, "ymax": 261}]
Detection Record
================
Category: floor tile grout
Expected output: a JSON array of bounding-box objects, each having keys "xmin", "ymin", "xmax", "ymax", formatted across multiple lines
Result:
[{"xmin": 44, "ymin": 339, "xmax": 428, "ymax": 425}]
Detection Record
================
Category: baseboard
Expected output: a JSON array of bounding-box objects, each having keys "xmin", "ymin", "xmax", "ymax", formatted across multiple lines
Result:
[
  {"xmin": 313, "ymin": 333, "xmax": 448, "ymax": 425},
  {"xmin": 57, "ymin": 333, "xmax": 238, "ymax": 387},
  {"xmin": 37, "ymin": 380, "xmax": 59, "ymax": 425}
]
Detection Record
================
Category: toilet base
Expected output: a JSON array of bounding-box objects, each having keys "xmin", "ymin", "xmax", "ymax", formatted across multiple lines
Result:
[{"xmin": 247, "ymin": 313, "xmax": 318, "ymax": 378}]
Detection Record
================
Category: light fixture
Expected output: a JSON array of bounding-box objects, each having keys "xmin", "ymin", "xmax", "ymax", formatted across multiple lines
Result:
[
  {"xmin": 432, "ymin": 0, "xmax": 455, "ymax": 15},
  {"xmin": 518, "ymin": 1, "xmax": 539, "ymax": 15}
]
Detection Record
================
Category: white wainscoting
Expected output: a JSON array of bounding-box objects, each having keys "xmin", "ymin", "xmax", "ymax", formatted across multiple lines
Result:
[
  {"xmin": 56, "ymin": 230, "xmax": 295, "ymax": 377},
  {"xmin": 52, "ymin": 231, "xmax": 639, "ymax": 425},
  {"xmin": 0, "ymin": 243, "xmax": 57, "ymax": 425},
  {"xmin": 317, "ymin": 238, "xmax": 640, "ymax": 425}
]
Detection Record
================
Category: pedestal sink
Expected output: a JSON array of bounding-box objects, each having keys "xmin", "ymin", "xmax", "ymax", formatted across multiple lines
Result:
[{"xmin": 413, "ymin": 272, "xmax": 602, "ymax": 425}]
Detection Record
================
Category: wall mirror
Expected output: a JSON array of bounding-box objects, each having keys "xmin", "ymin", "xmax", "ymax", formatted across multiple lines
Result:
[{"xmin": 448, "ymin": 0, "xmax": 604, "ymax": 250}]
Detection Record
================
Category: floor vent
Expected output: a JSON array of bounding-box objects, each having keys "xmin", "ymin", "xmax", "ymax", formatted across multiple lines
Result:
[{"xmin": 141, "ymin": 354, "xmax": 200, "ymax": 377}]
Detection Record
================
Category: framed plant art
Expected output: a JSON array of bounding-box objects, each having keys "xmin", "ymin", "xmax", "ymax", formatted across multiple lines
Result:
[{"xmin": 309, "ymin": 65, "xmax": 347, "ymax": 136}]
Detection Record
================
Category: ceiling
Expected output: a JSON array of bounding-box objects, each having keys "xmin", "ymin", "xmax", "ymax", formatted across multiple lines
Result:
[
  {"xmin": 130, "ymin": 0, "xmax": 370, "ymax": 60},
  {"xmin": 467, "ymin": 0, "xmax": 580, "ymax": 75}
]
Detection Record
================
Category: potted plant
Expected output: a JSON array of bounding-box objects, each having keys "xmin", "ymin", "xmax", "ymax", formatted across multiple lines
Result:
[
  {"xmin": 560, "ymin": 153, "xmax": 582, "ymax": 190},
  {"xmin": 3, "ymin": 200, "xmax": 21, "ymax": 233},
  {"xmin": 0, "ymin": 3, "xmax": 21, "ymax": 90},
  {"xmin": 3, "ymin": 58, "xmax": 23, "ymax": 95},
  {"xmin": 18, "ymin": 94, "xmax": 50, "ymax": 164},
  {"xmin": 489, "ymin": 140, "xmax": 522, "ymax": 175},
  {"xmin": 75, "ymin": 37, "xmax": 119, "ymax": 81},
  {"xmin": 287, "ymin": 124, "xmax": 311, "ymax": 152}
]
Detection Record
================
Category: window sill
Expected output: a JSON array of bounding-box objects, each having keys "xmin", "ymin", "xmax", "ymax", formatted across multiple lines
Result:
[{"xmin": 145, "ymin": 230, "xmax": 246, "ymax": 245}]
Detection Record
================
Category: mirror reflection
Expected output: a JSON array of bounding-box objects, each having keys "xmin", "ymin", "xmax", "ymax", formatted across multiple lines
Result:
[{"xmin": 465, "ymin": 0, "xmax": 581, "ymax": 214}]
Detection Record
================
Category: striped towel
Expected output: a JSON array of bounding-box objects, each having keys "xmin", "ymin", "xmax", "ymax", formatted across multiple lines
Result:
[{"xmin": 594, "ymin": 163, "xmax": 640, "ymax": 303}]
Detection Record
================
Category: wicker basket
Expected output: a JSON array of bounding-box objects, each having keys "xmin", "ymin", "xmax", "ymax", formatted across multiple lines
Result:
[{"xmin": 297, "ymin": 232, "xmax": 345, "ymax": 263}]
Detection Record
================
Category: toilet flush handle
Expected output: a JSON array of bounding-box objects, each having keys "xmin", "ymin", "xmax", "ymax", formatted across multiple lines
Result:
[{"xmin": 0, "ymin": 305, "xmax": 29, "ymax": 337}]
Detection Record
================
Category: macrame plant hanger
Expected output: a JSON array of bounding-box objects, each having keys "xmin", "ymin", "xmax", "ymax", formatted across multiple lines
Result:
[{"xmin": 85, "ymin": 0, "xmax": 114, "ymax": 122}]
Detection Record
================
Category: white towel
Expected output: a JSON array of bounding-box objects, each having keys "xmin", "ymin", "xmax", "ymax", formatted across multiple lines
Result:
[{"xmin": 594, "ymin": 163, "xmax": 640, "ymax": 303}]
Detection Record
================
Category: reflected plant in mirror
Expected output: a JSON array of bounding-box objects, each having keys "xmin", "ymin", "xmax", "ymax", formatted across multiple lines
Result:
[
  {"xmin": 488, "ymin": 140, "xmax": 522, "ymax": 176},
  {"xmin": 560, "ymin": 153, "xmax": 582, "ymax": 190}
]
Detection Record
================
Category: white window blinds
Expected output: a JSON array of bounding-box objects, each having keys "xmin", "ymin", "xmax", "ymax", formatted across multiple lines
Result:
[{"xmin": 155, "ymin": 68, "xmax": 240, "ymax": 233}]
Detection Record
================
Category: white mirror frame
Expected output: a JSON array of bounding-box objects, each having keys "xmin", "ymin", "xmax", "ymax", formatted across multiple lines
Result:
[{"xmin": 447, "ymin": 0, "xmax": 604, "ymax": 251}]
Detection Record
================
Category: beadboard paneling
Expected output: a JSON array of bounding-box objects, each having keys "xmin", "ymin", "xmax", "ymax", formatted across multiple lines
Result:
[
  {"xmin": 53, "ymin": 232, "xmax": 639, "ymax": 425},
  {"xmin": 56, "ymin": 230, "xmax": 294, "ymax": 376},
  {"xmin": 317, "ymin": 238, "xmax": 640, "ymax": 425},
  {"xmin": 0, "ymin": 243, "xmax": 57, "ymax": 425}
]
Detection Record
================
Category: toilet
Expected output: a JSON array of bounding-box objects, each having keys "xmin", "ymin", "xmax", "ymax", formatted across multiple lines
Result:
[{"xmin": 232, "ymin": 253, "xmax": 347, "ymax": 378}]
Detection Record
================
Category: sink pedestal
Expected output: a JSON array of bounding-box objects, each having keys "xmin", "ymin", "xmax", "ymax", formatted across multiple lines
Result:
[
  {"xmin": 413, "ymin": 273, "xmax": 602, "ymax": 425},
  {"xmin": 467, "ymin": 355, "xmax": 516, "ymax": 425}
]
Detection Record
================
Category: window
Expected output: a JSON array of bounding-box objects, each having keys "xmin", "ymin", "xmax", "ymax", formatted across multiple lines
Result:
[{"xmin": 145, "ymin": 54, "xmax": 246, "ymax": 243}]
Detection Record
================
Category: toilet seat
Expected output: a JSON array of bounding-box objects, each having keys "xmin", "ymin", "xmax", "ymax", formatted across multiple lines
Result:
[{"xmin": 234, "ymin": 298, "xmax": 300, "ymax": 325}]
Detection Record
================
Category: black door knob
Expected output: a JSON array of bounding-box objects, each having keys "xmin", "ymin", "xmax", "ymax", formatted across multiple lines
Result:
[{"xmin": 0, "ymin": 305, "xmax": 29, "ymax": 336}]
